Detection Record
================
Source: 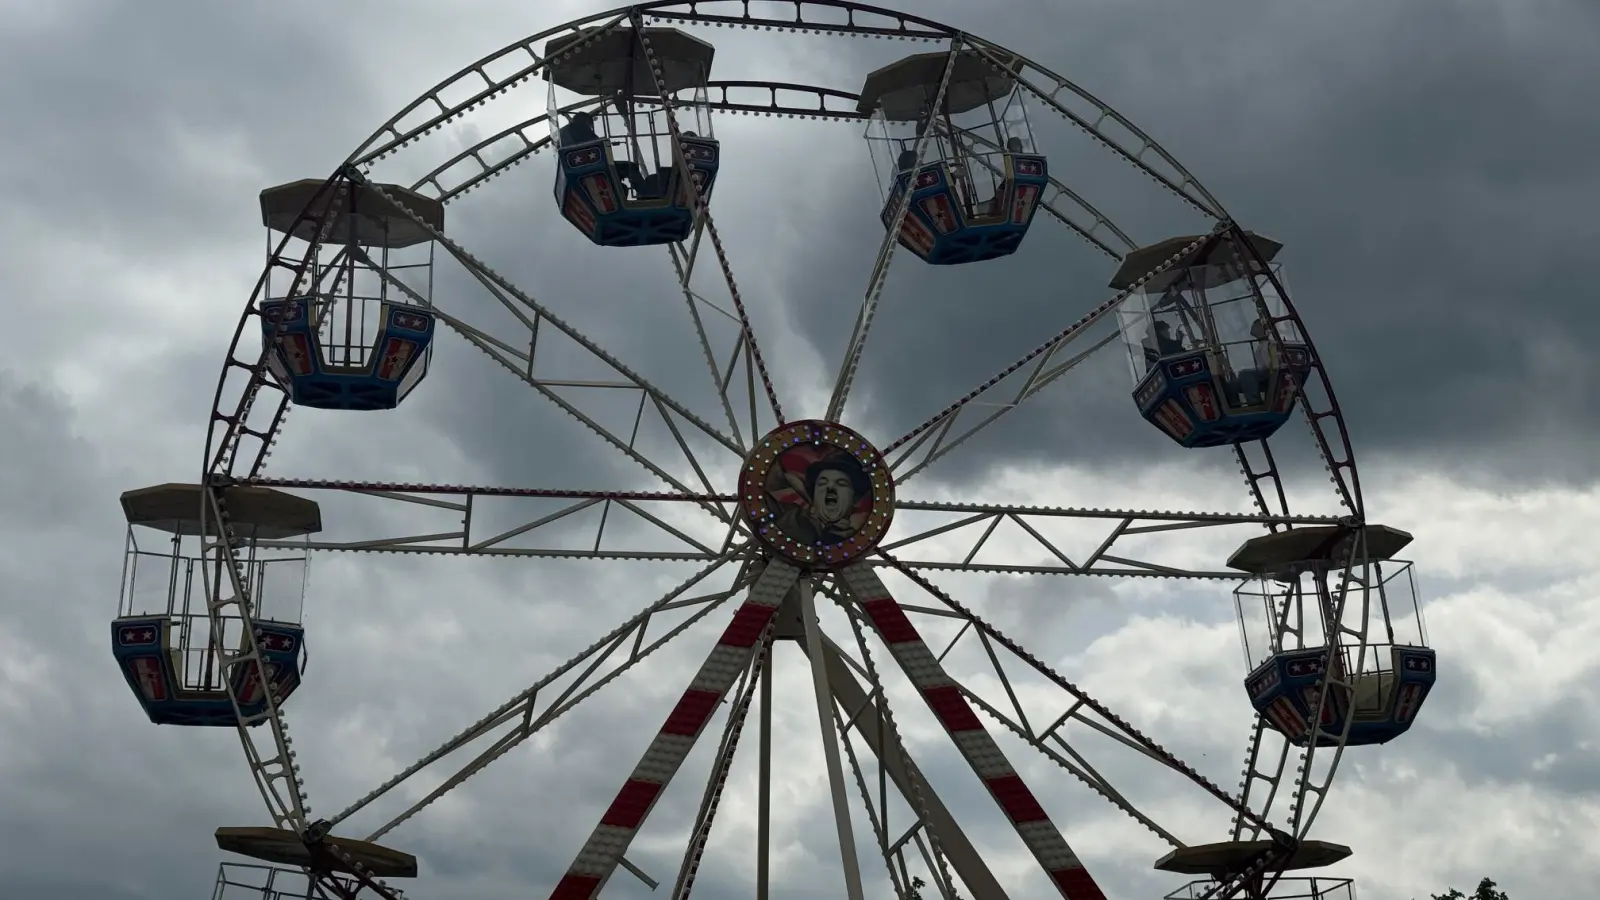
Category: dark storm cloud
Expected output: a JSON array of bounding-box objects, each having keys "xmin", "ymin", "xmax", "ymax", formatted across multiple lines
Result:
[
  {"xmin": 0, "ymin": 376, "xmax": 266, "ymax": 898},
  {"xmin": 1393, "ymin": 672, "xmax": 1600, "ymax": 801},
  {"xmin": 765, "ymin": 0, "xmax": 1600, "ymax": 488},
  {"xmin": 5, "ymin": 2, "xmax": 1595, "ymax": 900},
  {"xmin": 0, "ymin": 6, "xmax": 477, "ymax": 898},
  {"xmin": 0, "ymin": 2, "xmax": 374, "ymax": 247}
]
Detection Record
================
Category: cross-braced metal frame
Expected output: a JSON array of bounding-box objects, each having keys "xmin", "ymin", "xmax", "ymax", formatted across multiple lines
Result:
[{"xmin": 195, "ymin": 4, "xmax": 1372, "ymax": 899}]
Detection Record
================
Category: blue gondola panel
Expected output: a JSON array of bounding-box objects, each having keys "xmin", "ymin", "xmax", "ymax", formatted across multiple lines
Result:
[
  {"xmin": 1245, "ymin": 645, "xmax": 1436, "ymax": 747},
  {"xmin": 260, "ymin": 297, "xmax": 435, "ymax": 411},
  {"xmin": 882, "ymin": 153, "xmax": 1047, "ymax": 266},
  {"xmin": 1133, "ymin": 341, "xmax": 1313, "ymax": 448},
  {"xmin": 554, "ymin": 137, "xmax": 720, "ymax": 247},
  {"xmin": 112, "ymin": 616, "xmax": 306, "ymax": 727}
]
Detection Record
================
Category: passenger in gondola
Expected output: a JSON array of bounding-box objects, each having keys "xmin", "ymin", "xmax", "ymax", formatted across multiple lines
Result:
[
  {"xmin": 896, "ymin": 146, "xmax": 919, "ymax": 173},
  {"xmin": 635, "ymin": 132, "xmax": 701, "ymax": 201},
  {"xmin": 1154, "ymin": 320, "xmax": 1186, "ymax": 355},
  {"xmin": 558, "ymin": 110, "xmax": 599, "ymax": 148},
  {"xmin": 1142, "ymin": 320, "xmax": 1188, "ymax": 367},
  {"xmin": 972, "ymin": 137, "xmax": 1027, "ymax": 218},
  {"xmin": 613, "ymin": 160, "xmax": 649, "ymax": 198},
  {"xmin": 1234, "ymin": 319, "xmax": 1273, "ymax": 406},
  {"xmin": 634, "ymin": 169, "xmax": 667, "ymax": 200}
]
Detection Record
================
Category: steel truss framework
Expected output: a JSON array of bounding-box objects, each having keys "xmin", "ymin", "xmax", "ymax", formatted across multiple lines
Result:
[{"xmin": 192, "ymin": 4, "xmax": 1371, "ymax": 899}]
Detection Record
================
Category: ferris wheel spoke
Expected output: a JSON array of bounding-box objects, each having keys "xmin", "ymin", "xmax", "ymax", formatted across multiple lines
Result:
[
  {"xmin": 240, "ymin": 480, "xmax": 734, "ymax": 562},
  {"xmin": 828, "ymin": 683, "xmax": 915, "ymax": 900},
  {"xmin": 884, "ymin": 331, "xmax": 1119, "ymax": 484},
  {"xmin": 826, "ymin": 39, "xmax": 963, "ymax": 424},
  {"xmin": 879, "ymin": 501, "xmax": 1341, "ymax": 580},
  {"xmin": 662, "ymin": 229, "xmax": 789, "ymax": 454},
  {"xmin": 666, "ymin": 237, "xmax": 748, "ymax": 448},
  {"xmin": 794, "ymin": 582, "xmax": 871, "ymax": 900},
  {"xmin": 547, "ymin": 559, "xmax": 799, "ymax": 900},
  {"xmin": 632, "ymin": 16, "xmax": 790, "ymax": 432},
  {"xmin": 340, "ymin": 243, "xmax": 735, "ymax": 512},
  {"xmin": 345, "ymin": 177, "xmax": 743, "ymax": 464},
  {"xmin": 879, "ymin": 555, "xmax": 1280, "ymax": 838},
  {"xmin": 835, "ymin": 561, "xmax": 1106, "ymax": 900},
  {"xmin": 951, "ymin": 681, "xmax": 1184, "ymax": 847},
  {"xmin": 324, "ymin": 555, "xmax": 753, "ymax": 837},
  {"xmin": 825, "ymin": 676, "xmax": 974, "ymax": 900},
  {"xmin": 814, "ymin": 602, "xmax": 1001, "ymax": 900},
  {"xmin": 880, "ymin": 229, "xmax": 1220, "ymax": 485}
]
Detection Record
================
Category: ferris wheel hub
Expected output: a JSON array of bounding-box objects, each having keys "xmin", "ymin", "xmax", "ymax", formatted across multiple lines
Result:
[{"xmin": 737, "ymin": 420, "xmax": 895, "ymax": 570}]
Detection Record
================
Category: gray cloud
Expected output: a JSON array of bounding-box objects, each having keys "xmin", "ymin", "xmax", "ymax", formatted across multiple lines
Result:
[
  {"xmin": 2, "ymin": 1, "xmax": 1595, "ymax": 900},
  {"xmin": 766, "ymin": 0, "xmax": 1600, "ymax": 487}
]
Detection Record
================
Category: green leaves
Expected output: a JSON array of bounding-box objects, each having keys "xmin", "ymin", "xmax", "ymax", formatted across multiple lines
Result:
[{"xmin": 1428, "ymin": 877, "xmax": 1509, "ymax": 900}]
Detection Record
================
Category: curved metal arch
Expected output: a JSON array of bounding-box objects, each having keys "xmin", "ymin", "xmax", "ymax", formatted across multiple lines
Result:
[
  {"xmin": 958, "ymin": 37, "xmax": 1230, "ymax": 220},
  {"xmin": 637, "ymin": 1, "xmax": 1232, "ymax": 219},
  {"xmin": 196, "ymin": 172, "xmax": 357, "ymax": 838},
  {"xmin": 345, "ymin": 10, "xmax": 633, "ymax": 166},
  {"xmin": 347, "ymin": 1, "xmax": 1227, "ymax": 220},
  {"xmin": 407, "ymin": 79, "xmax": 1137, "ymax": 261},
  {"xmin": 346, "ymin": 0, "xmax": 956, "ymax": 168}
]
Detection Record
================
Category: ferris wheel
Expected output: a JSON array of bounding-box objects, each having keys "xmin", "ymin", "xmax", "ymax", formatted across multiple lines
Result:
[{"xmin": 108, "ymin": 4, "xmax": 1441, "ymax": 900}]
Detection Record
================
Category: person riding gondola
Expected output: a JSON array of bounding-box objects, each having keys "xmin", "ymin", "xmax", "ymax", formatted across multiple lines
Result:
[
  {"xmin": 1143, "ymin": 320, "xmax": 1187, "ymax": 366},
  {"xmin": 1233, "ymin": 318, "xmax": 1273, "ymax": 406},
  {"xmin": 557, "ymin": 110, "xmax": 599, "ymax": 147}
]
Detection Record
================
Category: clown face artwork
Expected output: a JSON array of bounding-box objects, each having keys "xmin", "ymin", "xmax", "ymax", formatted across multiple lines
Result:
[
  {"xmin": 786, "ymin": 454, "xmax": 872, "ymax": 547},
  {"xmin": 738, "ymin": 421, "xmax": 896, "ymax": 569}
]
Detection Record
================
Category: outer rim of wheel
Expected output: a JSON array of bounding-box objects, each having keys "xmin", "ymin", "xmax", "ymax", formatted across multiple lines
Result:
[{"xmin": 195, "ymin": 4, "xmax": 1373, "ymax": 895}]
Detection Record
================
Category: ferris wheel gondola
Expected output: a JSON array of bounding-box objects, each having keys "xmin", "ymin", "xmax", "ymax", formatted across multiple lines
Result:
[
  {"xmin": 113, "ymin": 483, "xmax": 317, "ymax": 727},
  {"xmin": 255, "ymin": 179, "xmax": 442, "ymax": 412},
  {"xmin": 860, "ymin": 48, "xmax": 1049, "ymax": 265},
  {"xmin": 546, "ymin": 26, "xmax": 721, "ymax": 246},
  {"xmin": 118, "ymin": 5, "xmax": 1441, "ymax": 900},
  {"xmin": 1112, "ymin": 231, "xmax": 1313, "ymax": 448}
]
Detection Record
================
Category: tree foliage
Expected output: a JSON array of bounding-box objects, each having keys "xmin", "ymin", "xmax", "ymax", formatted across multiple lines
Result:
[{"xmin": 1428, "ymin": 877, "xmax": 1509, "ymax": 900}]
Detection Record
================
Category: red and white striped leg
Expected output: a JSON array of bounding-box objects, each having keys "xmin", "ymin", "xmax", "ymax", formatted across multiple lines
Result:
[
  {"xmin": 838, "ymin": 562, "xmax": 1108, "ymax": 900},
  {"xmin": 548, "ymin": 560, "xmax": 800, "ymax": 900}
]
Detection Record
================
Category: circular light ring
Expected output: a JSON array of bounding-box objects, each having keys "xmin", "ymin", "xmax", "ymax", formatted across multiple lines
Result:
[{"xmin": 737, "ymin": 419, "xmax": 896, "ymax": 570}]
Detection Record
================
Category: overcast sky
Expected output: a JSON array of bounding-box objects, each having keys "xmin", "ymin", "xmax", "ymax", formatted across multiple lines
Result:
[{"xmin": 2, "ymin": 2, "xmax": 1597, "ymax": 900}]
